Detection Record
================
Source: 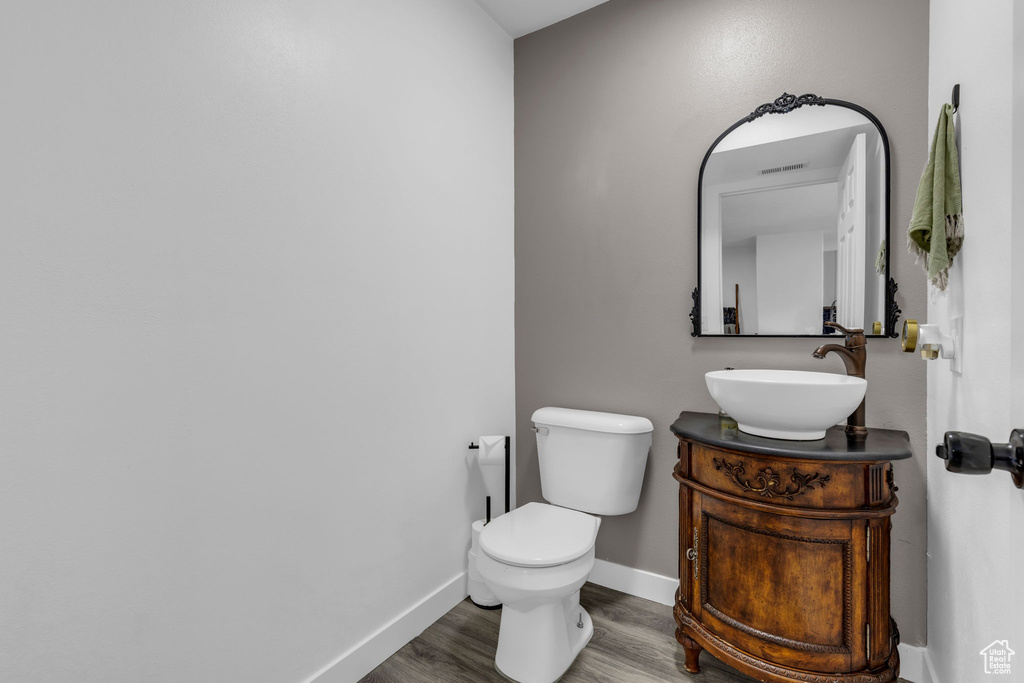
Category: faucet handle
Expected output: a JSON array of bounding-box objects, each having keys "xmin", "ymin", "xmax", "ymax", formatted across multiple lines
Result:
[{"xmin": 824, "ymin": 321, "xmax": 864, "ymax": 335}]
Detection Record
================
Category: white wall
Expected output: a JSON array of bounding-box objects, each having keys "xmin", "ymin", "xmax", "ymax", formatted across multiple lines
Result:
[
  {"xmin": 926, "ymin": 0, "xmax": 1024, "ymax": 681},
  {"xmin": 722, "ymin": 242, "xmax": 758, "ymax": 333},
  {"xmin": 756, "ymin": 231, "xmax": 824, "ymax": 335},
  {"xmin": 0, "ymin": 2, "xmax": 514, "ymax": 682}
]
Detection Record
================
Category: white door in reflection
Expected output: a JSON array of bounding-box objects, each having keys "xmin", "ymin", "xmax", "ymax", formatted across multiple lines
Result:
[{"xmin": 836, "ymin": 133, "xmax": 867, "ymax": 329}]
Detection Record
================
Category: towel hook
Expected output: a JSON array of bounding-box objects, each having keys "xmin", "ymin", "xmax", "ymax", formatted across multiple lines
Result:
[{"xmin": 951, "ymin": 83, "xmax": 960, "ymax": 113}]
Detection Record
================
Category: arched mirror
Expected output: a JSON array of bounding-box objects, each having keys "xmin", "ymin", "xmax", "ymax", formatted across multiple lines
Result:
[{"xmin": 691, "ymin": 93, "xmax": 900, "ymax": 337}]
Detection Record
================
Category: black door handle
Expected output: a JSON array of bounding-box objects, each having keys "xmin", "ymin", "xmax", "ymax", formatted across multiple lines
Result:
[{"xmin": 935, "ymin": 429, "xmax": 1024, "ymax": 488}]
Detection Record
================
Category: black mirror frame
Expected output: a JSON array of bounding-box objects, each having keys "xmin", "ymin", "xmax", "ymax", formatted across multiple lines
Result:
[{"xmin": 690, "ymin": 92, "xmax": 901, "ymax": 338}]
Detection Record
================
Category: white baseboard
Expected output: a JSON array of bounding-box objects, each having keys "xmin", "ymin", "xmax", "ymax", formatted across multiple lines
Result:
[
  {"xmin": 898, "ymin": 644, "xmax": 945, "ymax": 683},
  {"xmin": 305, "ymin": 560, "xmax": 674, "ymax": 683},
  {"xmin": 921, "ymin": 647, "xmax": 941, "ymax": 683},
  {"xmin": 588, "ymin": 559, "xmax": 678, "ymax": 606},
  {"xmin": 305, "ymin": 572, "xmax": 468, "ymax": 683},
  {"xmin": 303, "ymin": 564, "xmax": 932, "ymax": 683},
  {"xmin": 898, "ymin": 643, "xmax": 929, "ymax": 683}
]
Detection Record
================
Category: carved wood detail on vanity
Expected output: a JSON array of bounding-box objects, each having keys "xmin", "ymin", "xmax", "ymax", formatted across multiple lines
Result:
[
  {"xmin": 670, "ymin": 412, "xmax": 912, "ymax": 683},
  {"xmin": 711, "ymin": 457, "xmax": 831, "ymax": 500}
]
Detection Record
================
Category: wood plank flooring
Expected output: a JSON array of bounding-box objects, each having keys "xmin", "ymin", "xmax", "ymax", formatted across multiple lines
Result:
[
  {"xmin": 362, "ymin": 583, "xmax": 914, "ymax": 682},
  {"xmin": 361, "ymin": 582, "xmax": 760, "ymax": 682}
]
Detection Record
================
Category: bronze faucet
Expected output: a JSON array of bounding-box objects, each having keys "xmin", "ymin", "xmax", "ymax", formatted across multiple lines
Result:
[{"xmin": 813, "ymin": 322, "xmax": 867, "ymax": 439}]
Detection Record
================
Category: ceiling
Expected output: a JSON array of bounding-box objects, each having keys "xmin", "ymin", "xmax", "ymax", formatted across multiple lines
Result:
[
  {"xmin": 474, "ymin": 0, "xmax": 610, "ymax": 38},
  {"xmin": 722, "ymin": 182, "xmax": 839, "ymax": 248},
  {"xmin": 704, "ymin": 124, "xmax": 876, "ymax": 187}
]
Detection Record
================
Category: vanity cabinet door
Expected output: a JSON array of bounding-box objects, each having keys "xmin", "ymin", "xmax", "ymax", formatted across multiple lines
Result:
[{"xmin": 688, "ymin": 491, "xmax": 866, "ymax": 673}]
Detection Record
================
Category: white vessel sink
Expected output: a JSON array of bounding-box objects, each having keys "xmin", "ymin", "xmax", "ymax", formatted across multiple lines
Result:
[{"xmin": 705, "ymin": 369, "xmax": 867, "ymax": 441}]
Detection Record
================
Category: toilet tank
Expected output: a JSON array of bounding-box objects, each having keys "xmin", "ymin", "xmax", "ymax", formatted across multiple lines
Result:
[{"xmin": 532, "ymin": 407, "xmax": 653, "ymax": 516}]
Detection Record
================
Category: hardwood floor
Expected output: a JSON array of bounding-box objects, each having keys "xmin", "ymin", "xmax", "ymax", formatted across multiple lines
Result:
[{"xmin": 361, "ymin": 582, "xmax": 761, "ymax": 682}]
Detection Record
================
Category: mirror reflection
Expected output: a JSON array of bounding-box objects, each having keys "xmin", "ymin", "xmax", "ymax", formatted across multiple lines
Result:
[{"xmin": 697, "ymin": 96, "xmax": 892, "ymax": 336}]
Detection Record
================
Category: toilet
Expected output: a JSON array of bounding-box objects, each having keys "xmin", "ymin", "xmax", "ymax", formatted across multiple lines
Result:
[{"xmin": 476, "ymin": 407, "xmax": 653, "ymax": 683}]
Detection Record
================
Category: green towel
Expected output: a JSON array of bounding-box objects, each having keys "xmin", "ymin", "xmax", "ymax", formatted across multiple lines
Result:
[{"xmin": 908, "ymin": 103, "xmax": 963, "ymax": 290}]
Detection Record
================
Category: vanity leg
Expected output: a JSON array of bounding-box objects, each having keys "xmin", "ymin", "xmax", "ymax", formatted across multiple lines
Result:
[{"xmin": 680, "ymin": 633, "xmax": 702, "ymax": 674}]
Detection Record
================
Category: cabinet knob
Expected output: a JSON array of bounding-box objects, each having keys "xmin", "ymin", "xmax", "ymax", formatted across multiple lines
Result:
[
  {"xmin": 935, "ymin": 429, "xmax": 1024, "ymax": 488},
  {"xmin": 687, "ymin": 528, "xmax": 699, "ymax": 580}
]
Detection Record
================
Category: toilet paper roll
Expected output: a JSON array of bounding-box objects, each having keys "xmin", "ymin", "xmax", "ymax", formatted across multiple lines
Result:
[{"xmin": 478, "ymin": 436, "xmax": 505, "ymax": 466}]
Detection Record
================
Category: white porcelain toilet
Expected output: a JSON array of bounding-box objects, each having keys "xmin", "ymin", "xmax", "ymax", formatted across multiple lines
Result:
[{"xmin": 477, "ymin": 407, "xmax": 653, "ymax": 683}]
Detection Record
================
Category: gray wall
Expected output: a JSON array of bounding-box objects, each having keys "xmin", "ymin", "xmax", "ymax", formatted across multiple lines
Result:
[{"xmin": 514, "ymin": 0, "xmax": 930, "ymax": 645}]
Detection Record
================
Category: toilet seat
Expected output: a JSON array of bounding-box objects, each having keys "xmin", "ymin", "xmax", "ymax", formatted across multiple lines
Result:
[{"xmin": 479, "ymin": 502, "xmax": 600, "ymax": 568}]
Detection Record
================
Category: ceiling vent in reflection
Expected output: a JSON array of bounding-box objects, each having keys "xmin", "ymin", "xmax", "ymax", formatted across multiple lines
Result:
[{"xmin": 760, "ymin": 162, "xmax": 808, "ymax": 175}]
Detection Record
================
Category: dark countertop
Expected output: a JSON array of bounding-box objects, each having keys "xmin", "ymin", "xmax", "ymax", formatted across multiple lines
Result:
[{"xmin": 670, "ymin": 411, "xmax": 913, "ymax": 461}]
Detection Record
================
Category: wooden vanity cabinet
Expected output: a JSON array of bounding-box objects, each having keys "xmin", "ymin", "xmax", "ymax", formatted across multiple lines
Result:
[{"xmin": 670, "ymin": 412, "xmax": 912, "ymax": 683}]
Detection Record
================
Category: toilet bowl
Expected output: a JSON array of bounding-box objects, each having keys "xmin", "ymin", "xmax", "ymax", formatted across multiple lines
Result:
[
  {"xmin": 476, "ymin": 407, "xmax": 653, "ymax": 683},
  {"xmin": 477, "ymin": 502, "xmax": 600, "ymax": 683}
]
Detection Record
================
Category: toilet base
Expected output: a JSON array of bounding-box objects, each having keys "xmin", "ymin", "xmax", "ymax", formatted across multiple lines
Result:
[{"xmin": 493, "ymin": 590, "xmax": 593, "ymax": 683}]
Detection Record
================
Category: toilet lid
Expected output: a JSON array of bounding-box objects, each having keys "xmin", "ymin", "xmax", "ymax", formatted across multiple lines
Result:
[{"xmin": 479, "ymin": 502, "xmax": 600, "ymax": 568}]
